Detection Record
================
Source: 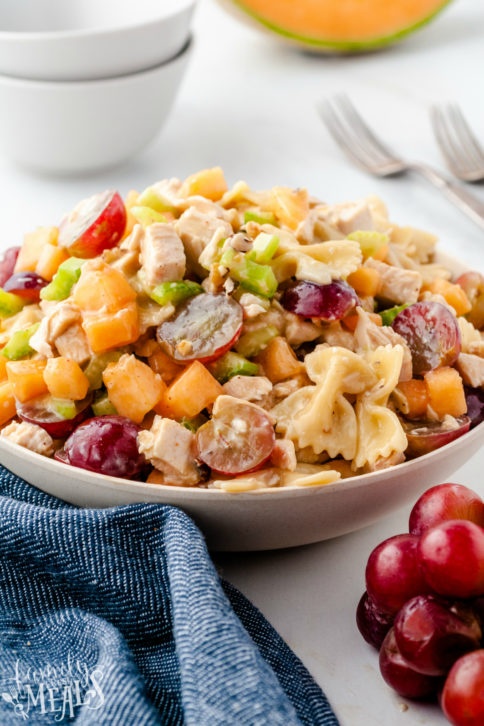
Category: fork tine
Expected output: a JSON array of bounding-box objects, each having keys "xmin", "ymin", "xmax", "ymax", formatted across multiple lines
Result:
[
  {"xmin": 431, "ymin": 106, "xmax": 466, "ymax": 176},
  {"xmin": 431, "ymin": 103, "xmax": 484, "ymax": 181},
  {"xmin": 447, "ymin": 104, "xmax": 484, "ymax": 167}
]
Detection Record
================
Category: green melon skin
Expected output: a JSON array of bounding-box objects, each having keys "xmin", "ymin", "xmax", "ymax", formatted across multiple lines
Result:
[{"xmin": 221, "ymin": 0, "xmax": 453, "ymax": 53}]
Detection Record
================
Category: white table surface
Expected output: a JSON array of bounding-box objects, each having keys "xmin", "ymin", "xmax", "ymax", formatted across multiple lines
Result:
[{"xmin": 1, "ymin": 1, "xmax": 483, "ymax": 723}]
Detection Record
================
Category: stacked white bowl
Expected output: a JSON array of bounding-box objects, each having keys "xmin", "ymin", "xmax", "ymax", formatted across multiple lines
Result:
[{"xmin": 0, "ymin": 0, "xmax": 196, "ymax": 174}]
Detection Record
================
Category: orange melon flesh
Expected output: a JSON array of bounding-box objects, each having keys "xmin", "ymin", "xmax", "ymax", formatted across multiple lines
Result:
[{"xmin": 228, "ymin": 0, "xmax": 452, "ymax": 50}]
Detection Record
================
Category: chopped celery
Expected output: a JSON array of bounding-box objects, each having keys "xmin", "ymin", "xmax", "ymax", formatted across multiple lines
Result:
[
  {"xmin": 0, "ymin": 288, "xmax": 24, "ymax": 318},
  {"xmin": 181, "ymin": 413, "xmax": 208, "ymax": 432},
  {"xmin": 130, "ymin": 205, "xmax": 166, "ymax": 227},
  {"xmin": 251, "ymin": 232, "xmax": 279, "ymax": 264},
  {"xmin": 347, "ymin": 230, "xmax": 389, "ymax": 259},
  {"xmin": 243, "ymin": 209, "xmax": 277, "ymax": 225},
  {"xmin": 234, "ymin": 325, "xmax": 279, "ymax": 358},
  {"xmin": 208, "ymin": 351, "xmax": 259, "ymax": 383},
  {"xmin": 1, "ymin": 323, "xmax": 40, "ymax": 360},
  {"xmin": 379, "ymin": 303, "xmax": 410, "ymax": 326},
  {"xmin": 40, "ymin": 257, "xmax": 86, "ymax": 301},
  {"xmin": 50, "ymin": 398, "xmax": 78, "ymax": 420},
  {"xmin": 83, "ymin": 350, "xmax": 125, "ymax": 389},
  {"xmin": 148, "ymin": 280, "xmax": 203, "ymax": 306},
  {"xmin": 92, "ymin": 390, "xmax": 118, "ymax": 417},
  {"xmin": 221, "ymin": 248, "xmax": 278, "ymax": 299},
  {"xmin": 137, "ymin": 186, "xmax": 176, "ymax": 214}
]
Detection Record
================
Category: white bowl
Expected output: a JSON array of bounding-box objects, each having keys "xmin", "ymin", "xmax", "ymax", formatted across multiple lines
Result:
[
  {"xmin": 0, "ymin": 420, "xmax": 482, "ymax": 552},
  {"xmin": 0, "ymin": 38, "xmax": 193, "ymax": 175},
  {"xmin": 0, "ymin": 0, "xmax": 196, "ymax": 81}
]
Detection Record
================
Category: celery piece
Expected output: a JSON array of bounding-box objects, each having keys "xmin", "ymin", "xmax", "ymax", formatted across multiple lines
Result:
[
  {"xmin": 40, "ymin": 257, "xmax": 86, "ymax": 301},
  {"xmin": 208, "ymin": 351, "xmax": 259, "ymax": 384},
  {"xmin": 92, "ymin": 391, "xmax": 118, "ymax": 417},
  {"xmin": 251, "ymin": 233, "xmax": 280, "ymax": 264},
  {"xmin": 137, "ymin": 187, "xmax": 176, "ymax": 214},
  {"xmin": 180, "ymin": 413, "xmax": 208, "ymax": 433},
  {"xmin": 379, "ymin": 303, "xmax": 410, "ymax": 326},
  {"xmin": 83, "ymin": 350, "xmax": 124, "ymax": 389},
  {"xmin": 347, "ymin": 230, "xmax": 389, "ymax": 259},
  {"xmin": 1, "ymin": 323, "xmax": 40, "ymax": 360},
  {"xmin": 221, "ymin": 248, "xmax": 278, "ymax": 299},
  {"xmin": 0, "ymin": 288, "xmax": 24, "ymax": 318},
  {"xmin": 149, "ymin": 280, "xmax": 203, "ymax": 307},
  {"xmin": 50, "ymin": 398, "xmax": 78, "ymax": 420},
  {"xmin": 243, "ymin": 209, "xmax": 277, "ymax": 225},
  {"xmin": 234, "ymin": 325, "xmax": 279, "ymax": 358},
  {"xmin": 130, "ymin": 206, "xmax": 166, "ymax": 227}
]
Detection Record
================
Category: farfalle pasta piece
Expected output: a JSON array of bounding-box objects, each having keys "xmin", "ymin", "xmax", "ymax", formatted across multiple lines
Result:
[
  {"xmin": 354, "ymin": 345, "xmax": 408, "ymax": 470},
  {"xmin": 271, "ymin": 239, "xmax": 362, "ymax": 285}
]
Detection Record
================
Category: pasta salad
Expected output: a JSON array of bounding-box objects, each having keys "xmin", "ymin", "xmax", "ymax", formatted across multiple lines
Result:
[{"xmin": 0, "ymin": 167, "xmax": 483, "ymax": 492}]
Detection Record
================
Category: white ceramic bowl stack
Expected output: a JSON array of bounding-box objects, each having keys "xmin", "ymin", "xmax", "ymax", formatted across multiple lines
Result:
[{"xmin": 0, "ymin": 0, "xmax": 196, "ymax": 174}]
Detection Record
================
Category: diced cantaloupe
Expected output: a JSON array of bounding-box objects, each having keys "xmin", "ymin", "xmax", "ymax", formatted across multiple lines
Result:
[
  {"xmin": 424, "ymin": 366, "xmax": 467, "ymax": 419},
  {"xmin": 346, "ymin": 267, "xmax": 380, "ymax": 297},
  {"xmin": 73, "ymin": 261, "xmax": 137, "ymax": 313},
  {"xmin": 43, "ymin": 357, "xmax": 90, "ymax": 400},
  {"xmin": 394, "ymin": 378, "xmax": 429, "ymax": 419},
  {"xmin": 15, "ymin": 227, "xmax": 59, "ymax": 273},
  {"xmin": 180, "ymin": 167, "xmax": 228, "ymax": 201},
  {"xmin": 0, "ymin": 380, "xmax": 16, "ymax": 425},
  {"xmin": 103, "ymin": 353, "xmax": 165, "ymax": 423},
  {"xmin": 82, "ymin": 303, "xmax": 139, "ymax": 354},
  {"xmin": 255, "ymin": 336, "xmax": 303, "ymax": 383},
  {"xmin": 148, "ymin": 348, "xmax": 185, "ymax": 383},
  {"xmin": 270, "ymin": 186, "xmax": 309, "ymax": 230},
  {"xmin": 35, "ymin": 243, "xmax": 70, "ymax": 282},
  {"xmin": 156, "ymin": 360, "xmax": 223, "ymax": 419},
  {"xmin": 423, "ymin": 278, "xmax": 472, "ymax": 316},
  {"xmin": 342, "ymin": 311, "xmax": 383, "ymax": 333},
  {"xmin": 6, "ymin": 359, "xmax": 48, "ymax": 402},
  {"xmin": 0, "ymin": 353, "xmax": 8, "ymax": 381}
]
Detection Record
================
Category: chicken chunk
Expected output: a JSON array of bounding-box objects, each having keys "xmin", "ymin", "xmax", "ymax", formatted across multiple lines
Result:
[
  {"xmin": 139, "ymin": 223, "xmax": 186, "ymax": 288},
  {"xmin": 455, "ymin": 352, "xmax": 484, "ymax": 387},
  {"xmin": 175, "ymin": 206, "xmax": 233, "ymax": 276},
  {"xmin": 222, "ymin": 375, "xmax": 273, "ymax": 402},
  {"xmin": 137, "ymin": 416, "xmax": 201, "ymax": 486},
  {"xmin": 365, "ymin": 258, "xmax": 422, "ymax": 304},
  {"xmin": 1, "ymin": 421, "xmax": 54, "ymax": 457}
]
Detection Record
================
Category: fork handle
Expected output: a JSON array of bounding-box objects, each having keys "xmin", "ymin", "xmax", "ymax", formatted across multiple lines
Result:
[{"xmin": 410, "ymin": 163, "xmax": 484, "ymax": 230}]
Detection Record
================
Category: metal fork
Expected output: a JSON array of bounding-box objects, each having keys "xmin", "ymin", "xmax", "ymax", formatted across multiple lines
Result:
[
  {"xmin": 431, "ymin": 103, "xmax": 484, "ymax": 182},
  {"xmin": 318, "ymin": 95, "xmax": 484, "ymax": 230}
]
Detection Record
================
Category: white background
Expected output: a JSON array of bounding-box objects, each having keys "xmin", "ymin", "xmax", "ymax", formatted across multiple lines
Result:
[{"xmin": 0, "ymin": 0, "xmax": 483, "ymax": 723}]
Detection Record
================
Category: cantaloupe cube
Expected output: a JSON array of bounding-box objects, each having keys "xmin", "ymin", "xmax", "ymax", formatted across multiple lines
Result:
[
  {"xmin": 180, "ymin": 167, "xmax": 228, "ymax": 201},
  {"xmin": 148, "ymin": 348, "xmax": 185, "ymax": 383},
  {"xmin": 82, "ymin": 303, "xmax": 139, "ymax": 354},
  {"xmin": 423, "ymin": 278, "xmax": 472, "ymax": 316},
  {"xmin": 0, "ymin": 353, "xmax": 8, "ymax": 381},
  {"xmin": 424, "ymin": 366, "xmax": 467, "ymax": 419},
  {"xmin": 6, "ymin": 359, "xmax": 48, "ymax": 402},
  {"xmin": 270, "ymin": 186, "xmax": 309, "ymax": 230},
  {"xmin": 394, "ymin": 378, "xmax": 429, "ymax": 419},
  {"xmin": 346, "ymin": 266, "xmax": 381, "ymax": 297},
  {"xmin": 255, "ymin": 336, "xmax": 303, "ymax": 383},
  {"xmin": 0, "ymin": 381, "xmax": 16, "ymax": 425},
  {"xmin": 43, "ymin": 357, "xmax": 90, "ymax": 400},
  {"xmin": 15, "ymin": 227, "xmax": 59, "ymax": 273},
  {"xmin": 73, "ymin": 261, "xmax": 137, "ymax": 313},
  {"xmin": 35, "ymin": 243, "xmax": 70, "ymax": 281},
  {"xmin": 157, "ymin": 360, "xmax": 223, "ymax": 419},
  {"xmin": 103, "ymin": 353, "xmax": 165, "ymax": 423}
]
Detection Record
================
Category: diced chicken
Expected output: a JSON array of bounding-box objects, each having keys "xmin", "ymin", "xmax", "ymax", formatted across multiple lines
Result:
[
  {"xmin": 319, "ymin": 322, "xmax": 356, "ymax": 351},
  {"xmin": 270, "ymin": 439, "xmax": 297, "ymax": 471},
  {"xmin": 311, "ymin": 200, "xmax": 376, "ymax": 237},
  {"xmin": 365, "ymin": 258, "xmax": 422, "ymax": 304},
  {"xmin": 283, "ymin": 312, "xmax": 321, "ymax": 347},
  {"xmin": 1, "ymin": 421, "xmax": 54, "ymax": 457},
  {"xmin": 139, "ymin": 223, "xmax": 186, "ymax": 288},
  {"xmin": 238, "ymin": 292, "xmax": 269, "ymax": 319},
  {"xmin": 222, "ymin": 375, "xmax": 273, "ymax": 402},
  {"xmin": 29, "ymin": 301, "xmax": 82, "ymax": 358},
  {"xmin": 354, "ymin": 308, "xmax": 413, "ymax": 381},
  {"xmin": 54, "ymin": 322, "xmax": 91, "ymax": 366},
  {"xmin": 455, "ymin": 353, "xmax": 484, "ymax": 387},
  {"xmin": 175, "ymin": 206, "xmax": 233, "ymax": 275},
  {"xmin": 137, "ymin": 416, "xmax": 201, "ymax": 487}
]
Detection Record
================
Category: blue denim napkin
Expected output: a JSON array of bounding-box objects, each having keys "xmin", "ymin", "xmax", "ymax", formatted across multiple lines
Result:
[{"xmin": 0, "ymin": 464, "xmax": 339, "ymax": 725}]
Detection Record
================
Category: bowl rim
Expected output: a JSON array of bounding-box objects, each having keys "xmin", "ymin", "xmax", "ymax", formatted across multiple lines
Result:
[{"xmin": 0, "ymin": 0, "xmax": 196, "ymax": 42}]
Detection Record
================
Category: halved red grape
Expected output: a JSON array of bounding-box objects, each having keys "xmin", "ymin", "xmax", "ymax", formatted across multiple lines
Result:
[
  {"xmin": 455, "ymin": 271, "xmax": 484, "ymax": 330},
  {"xmin": 17, "ymin": 393, "xmax": 92, "ymax": 438},
  {"xmin": 3, "ymin": 271, "xmax": 48, "ymax": 302},
  {"xmin": 392, "ymin": 301, "xmax": 461, "ymax": 375},
  {"xmin": 356, "ymin": 591, "xmax": 394, "ymax": 650},
  {"xmin": 157, "ymin": 293, "xmax": 243, "ymax": 363},
  {"xmin": 63, "ymin": 415, "xmax": 146, "ymax": 478},
  {"xmin": 393, "ymin": 595, "xmax": 482, "ymax": 676},
  {"xmin": 465, "ymin": 386, "xmax": 484, "ymax": 428},
  {"xmin": 403, "ymin": 416, "xmax": 471, "ymax": 459},
  {"xmin": 379, "ymin": 628, "xmax": 442, "ymax": 700},
  {"xmin": 195, "ymin": 397, "xmax": 275, "ymax": 475},
  {"xmin": 0, "ymin": 246, "xmax": 20, "ymax": 287},
  {"xmin": 58, "ymin": 189, "xmax": 126, "ymax": 258},
  {"xmin": 280, "ymin": 279, "xmax": 359, "ymax": 320}
]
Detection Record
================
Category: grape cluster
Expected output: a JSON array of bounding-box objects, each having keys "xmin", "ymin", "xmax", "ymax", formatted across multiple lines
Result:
[{"xmin": 357, "ymin": 482, "xmax": 484, "ymax": 726}]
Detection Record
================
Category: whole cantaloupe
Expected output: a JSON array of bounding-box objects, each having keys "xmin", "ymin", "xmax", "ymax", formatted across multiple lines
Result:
[{"xmin": 219, "ymin": 0, "xmax": 452, "ymax": 52}]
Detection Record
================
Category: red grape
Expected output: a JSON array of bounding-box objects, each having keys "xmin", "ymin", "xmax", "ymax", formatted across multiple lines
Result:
[
  {"xmin": 280, "ymin": 279, "xmax": 359, "ymax": 320},
  {"xmin": 379, "ymin": 628, "xmax": 442, "ymax": 700},
  {"xmin": 455, "ymin": 271, "xmax": 484, "ymax": 330},
  {"xmin": 465, "ymin": 386, "xmax": 484, "ymax": 429},
  {"xmin": 58, "ymin": 189, "xmax": 126, "ymax": 258},
  {"xmin": 365, "ymin": 534, "xmax": 431, "ymax": 616},
  {"xmin": 356, "ymin": 591, "xmax": 394, "ymax": 649},
  {"xmin": 403, "ymin": 416, "xmax": 471, "ymax": 459},
  {"xmin": 418, "ymin": 520, "xmax": 484, "ymax": 599},
  {"xmin": 0, "ymin": 246, "xmax": 20, "ymax": 287},
  {"xmin": 17, "ymin": 394, "xmax": 92, "ymax": 438},
  {"xmin": 195, "ymin": 397, "xmax": 275, "ymax": 475},
  {"xmin": 409, "ymin": 483, "xmax": 484, "ymax": 535},
  {"xmin": 393, "ymin": 595, "xmax": 482, "ymax": 676},
  {"xmin": 63, "ymin": 415, "xmax": 146, "ymax": 478},
  {"xmin": 441, "ymin": 649, "xmax": 484, "ymax": 726},
  {"xmin": 157, "ymin": 293, "xmax": 243, "ymax": 363},
  {"xmin": 3, "ymin": 271, "xmax": 48, "ymax": 302},
  {"xmin": 392, "ymin": 300, "xmax": 461, "ymax": 375}
]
